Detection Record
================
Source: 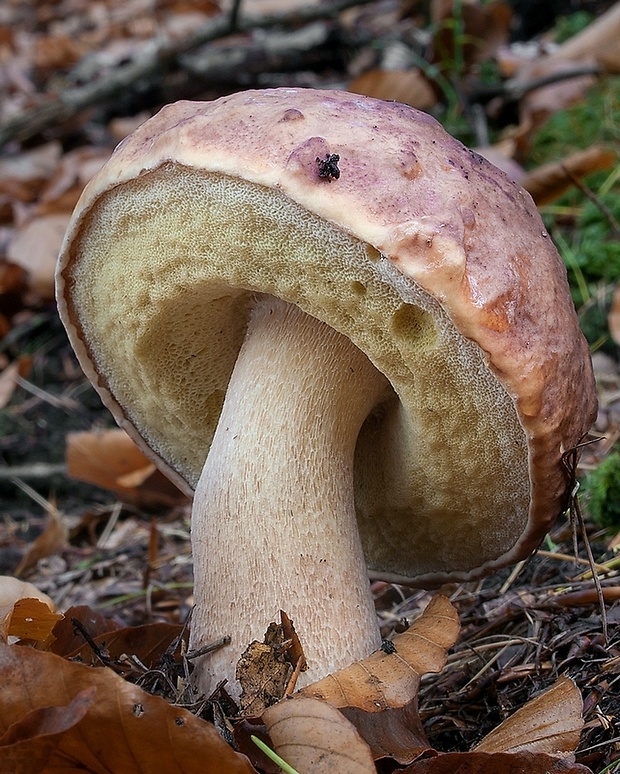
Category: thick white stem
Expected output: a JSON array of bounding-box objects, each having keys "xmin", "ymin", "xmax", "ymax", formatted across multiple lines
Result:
[{"xmin": 189, "ymin": 295, "xmax": 390, "ymax": 699}]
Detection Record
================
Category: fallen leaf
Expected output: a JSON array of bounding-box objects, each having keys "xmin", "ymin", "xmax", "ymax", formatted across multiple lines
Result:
[
  {"xmin": 0, "ymin": 687, "xmax": 95, "ymax": 772},
  {"xmin": 50, "ymin": 605, "xmax": 120, "ymax": 658},
  {"xmin": 237, "ymin": 615, "xmax": 302, "ymax": 715},
  {"xmin": 66, "ymin": 429, "xmax": 188, "ymax": 509},
  {"xmin": 474, "ymin": 676, "xmax": 584, "ymax": 756},
  {"xmin": 520, "ymin": 145, "xmax": 617, "ymax": 206},
  {"xmin": 0, "ymin": 577, "xmax": 56, "ymax": 612},
  {"xmin": 263, "ymin": 696, "xmax": 376, "ymax": 774},
  {"xmin": 300, "ymin": 594, "xmax": 459, "ymax": 711},
  {"xmin": 14, "ymin": 508, "xmax": 68, "ymax": 577},
  {"xmin": 513, "ymin": 5, "xmax": 620, "ymax": 147},
  {"xmin": 349, "ymin": 69, "xmax": 438, "ymax": 109},
  {"xmin": 341, "ymin": 700, "xmax": 431, "ymax": 765},
  {"xmin": 0, "ymin": 355, "xmax": 31, "ymax": 409},
  {"xmin": 6, "ymin": 599, "xmax": 63, "ymax": 643},
  {"xmin": 6, "ymin": 214, "xmax": 70, "ymax": 300},
  {"xmin": 542, "ymin": 2, "xmax": 620, "ymax": 72},
  {"xmin": 401, "ymin": 750, "xmax": 592, "ymax": 772},
  {"xmin": 0, "ymin": 642, "xmax": 257, "ymax": 773},
  {"xmin": 66, "ymin": 622, "xmax": 185, "ymax": 670},
  {"xmin": 0, "ymin": 577, "xmax": 60, "ymax": 643}
]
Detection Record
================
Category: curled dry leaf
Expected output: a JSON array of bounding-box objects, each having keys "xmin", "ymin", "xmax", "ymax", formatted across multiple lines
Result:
[
  {"xmin": 0, "ymin": 577, "xmax": 56, "ymax": 612},
  {"xmin": 520, "ymin": 145, "xmax": 617, "ymax": 206},
  {"xmin": 513, "ymin": 4, "xmax": 620, "ymax": 147},
  {"xmin": 263, "ymin": 696, "xmax": 376, "ymax": 774},
  {"xmin": 66, "ymin": 622, "xmax": 185, "ymax": 670},
  {"xmin": 49, "ymin": 605, "xmax": 120, "ymax": 658},
  {"xmin": 14, "ymin": 508, "xmax": 68, "ymax": 577},
  {"xmin": 6, "ymin": 213, "xmax": 70, "ymax": 299},
  {"xmin": 66, "ymin": 428, "xmax": 188, "ymax": 509},
  {"xmin": 341, "ymin": 700, "xmax": 431, "ymax": 765},
  {"xmin": 542, "ymin": 1, "xmax": 620, "ymax": 72},
  {"xmin": 0, "ymin": 576, "xmax": 60, "ymax": 643},
  {"xmin": 0, "ymin": 642, "xmax": 256, "ymax": 774},
  {"xmin": 401, "ymin": 750, "xmax": 592, "ymax": 773},
  {"xmin": 400, "ymin": 676, "xmax": 590, "ymax": 773},
  {"xmin": 0, "ymin": 356, "xmax": 31, "ymax": 410},
  {"xmin": 348, "ymin": 69, "xmax": 438, "ymax": 110},
  {"xmin": 300, "ymin": 594, "xmax": 459, "ymax": 711},
  {"xmin": 0, "ymin": 687, "xmax": 95, "ymax": 773},
  {"xmin": 474, "ymin": 675, "xmax": 584, "ymax": 757},
  {"xmin": 4, "ymin": 599, "xmax": 63, "ymax": 644}
]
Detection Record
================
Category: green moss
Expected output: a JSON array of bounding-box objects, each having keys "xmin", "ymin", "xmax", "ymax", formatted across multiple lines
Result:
[
  {"xmin": 531, "ymin": 78, "xmax": 620, "ymax": 351},
  {"xmin": 552, "ymin": 11, "xmax": 595, "ymax": 44},
  {"xmin": 583, "ymin": 451, "xmax": 620, "ymax": 529}
]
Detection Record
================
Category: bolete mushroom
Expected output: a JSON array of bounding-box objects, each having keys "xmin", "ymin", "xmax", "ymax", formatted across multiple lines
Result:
[{"xmin": 56, "ymin": 88, "xmax": 597, "ymax": 698}]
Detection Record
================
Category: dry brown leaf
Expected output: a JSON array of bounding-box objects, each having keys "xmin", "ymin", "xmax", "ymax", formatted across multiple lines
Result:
[
  {"xmin": 520, "ymin": 145, "xmax": 617, "ymax": 206},
  {"xmin": 0, "ymin": 687, "xmax": 96, "ymax": 773},
  {"xmin": 0, "ymin": 144, "xmax": 62, "ymax": 188},
  {"xmin": 0, "ymin": 577, "xmax": 59, "ymax": 643},
  {"xmin": 14, "ymin": 508, "xmax": 68, "ymax": 577},
  {"xmin": 66, "ymin": 622, "xmax": 185, "ymax": 669},
  {"xmin": 341, "ymin": 700, "xmax": 431, "ymax": 765},
  {"xmin": 608, "ymin": 284, "xmax": 620, "ymax": 345},
  {"xmin": 50, "ymin": 605, "xmax": 120, "ymax": 658},
  {"xmin": 401, "ymin": 751, "xmax": 592, "ymax": 773},
  {"xmin": 6, "ymin": 598, "xmax": 63, "ymax": 643},
  {"xmin": 516, "ymin": 63, "xmax": 597, "ymax": 150},
  {"xmin": 0, "ymin": 355, "xmax": 31, "ymax": 410},
  {"xmin": 513, "ymin": 5, "xmax": 620, "ymax": 147},
  {"xmin": 401, "ymin": 676, "xmax": 590, "ymax": 772},
  {"xmin": 6, "ymin": 214, "xmax": 71, "ymax": 300},
  {"xmin": 37, "ymin": 147, "xmax": 112, "ymax": 216},
  {"xmin": 0, "ymin": 260, "xmax": 27, "ymax": 295},
  {"xmin": 0, "ymin": 642, "xmax": 257, "ymax": 773},
  {"xmin": 349, "ymin": 69, "xmax": 437, "ymax": 110},
  {"xmin": 0, "ymin": 577, "xmax": 56, "ymax": 612},
  {"xmin": 34, "ymin": 34, "xmax": 85, "ymax": 72},
  {"xmin": 66, "ymin": 428, "xmax": 188, "ymax": 509},
  {"xmin": 263, "ymin": 696, "xmax": 376, "ymax": 774},
  {"xmin": 474, "ymin": 675, "xmax": 584, "ymax": 756},
  {"xmin": 300, "ymin": 594, "xmax": 459, "ymax": 711},
  {"xmin": 543, "ymin": 2, "xmax": 620, "ymax": 71}
]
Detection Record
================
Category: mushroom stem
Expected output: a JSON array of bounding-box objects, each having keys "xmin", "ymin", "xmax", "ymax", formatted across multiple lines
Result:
[{"xmin": 189, "ymin": 294, "xmax": 390, "ymax": 699}]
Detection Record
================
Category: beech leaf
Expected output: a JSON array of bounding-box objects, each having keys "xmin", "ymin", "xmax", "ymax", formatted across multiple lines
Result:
[
  {"xmin": 0, "ymin": 642, "xmax": 256, "ymax": 773},
  {"xmin": 66, "ymin": 428, "xmax": 188, "ymax": 509},
  {"xmin": 474, "ymin": 675, "xmax": 584, "ymax": 756},
  {"xmin": 401, "ymin": 750, "xmax": 592, "ymax": 773},
  {"xmin": 300, "ymin": 594, "xmax": 459, "ymax": 711},
  {"xmin": 263, "ymin": 696, "xmax": 376, "ymax": 774}
]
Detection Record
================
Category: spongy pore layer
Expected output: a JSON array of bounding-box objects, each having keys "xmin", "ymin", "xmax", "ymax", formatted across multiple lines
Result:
[{"xmin": 66, "ymin": 164, "xmax": 529, "ymax": 580}]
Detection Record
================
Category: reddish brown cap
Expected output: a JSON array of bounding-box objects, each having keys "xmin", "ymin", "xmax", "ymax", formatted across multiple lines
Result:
[{"xmin": 56, "ymin": 88, "xmax": 597, "ymax": 586}]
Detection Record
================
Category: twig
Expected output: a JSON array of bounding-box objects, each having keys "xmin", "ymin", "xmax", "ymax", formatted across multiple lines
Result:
[
  {"xmin": 185, "ymin": 635, "xmax": 231, "ymax": 660},
  {"xmin": 0, "ymin": 0, "xmax": 374, "ymax": 148},
  {"xmin": 229, "ymin": 0, "xmax": 243, "ymax": 33},
  {"xmin": 0, "ymin": 462, "xmax": 67, "ymax": 480},
  {"xmin": 562, "ymin": 439, "xmax": 609, "ymax": 644},
  {"xmin": 470, "ymin": 63, "xmax": 602, "ymax": 104}
]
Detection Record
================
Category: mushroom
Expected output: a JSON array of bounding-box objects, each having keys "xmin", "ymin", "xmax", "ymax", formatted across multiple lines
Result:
[{"xmin": 56, "ymin": 88, "xmax": 597, "ymax": 699}]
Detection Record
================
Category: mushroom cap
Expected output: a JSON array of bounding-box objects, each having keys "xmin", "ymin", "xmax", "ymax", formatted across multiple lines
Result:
[{"xmin": 56, "ymin": 88, "xmax": 597, "ymax": 586}]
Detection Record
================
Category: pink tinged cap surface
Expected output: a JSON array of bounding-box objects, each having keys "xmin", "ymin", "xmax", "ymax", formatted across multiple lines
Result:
[{"xmin": 56, "ymin": 88, "xmax": 597, "ymax": 586}]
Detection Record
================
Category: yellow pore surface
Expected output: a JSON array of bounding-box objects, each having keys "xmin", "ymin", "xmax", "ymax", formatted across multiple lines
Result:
[{"xmin": 68, "ymin": 164, "xmax": 529, "ymax": 579}]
